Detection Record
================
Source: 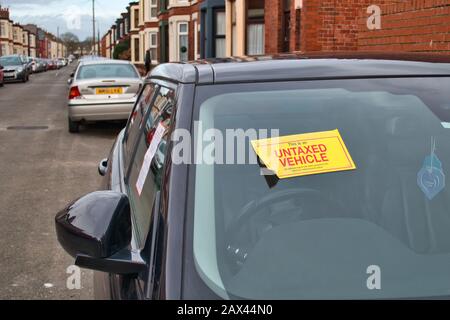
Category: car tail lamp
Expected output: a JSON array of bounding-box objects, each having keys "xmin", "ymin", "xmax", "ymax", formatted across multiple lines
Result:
[{"xmin": 69, "ymin": 86, "xmax": 81, "ymax": 100}]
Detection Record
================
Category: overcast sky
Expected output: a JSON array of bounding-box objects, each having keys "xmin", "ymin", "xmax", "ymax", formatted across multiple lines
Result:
[{"xmin": 0, "ymin": 0, "xmax": 131, "ymax": 40}]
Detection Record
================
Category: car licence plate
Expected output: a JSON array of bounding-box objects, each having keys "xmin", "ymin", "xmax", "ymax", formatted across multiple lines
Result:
[{"xmin": 96, "ymin": 87, "xmax": 123, "ymax": 95}]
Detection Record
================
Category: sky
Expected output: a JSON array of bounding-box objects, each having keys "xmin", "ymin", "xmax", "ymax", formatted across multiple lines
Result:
[{"xmin": 0, "ymin": 0, "xmax": 132, "ymax": 40}]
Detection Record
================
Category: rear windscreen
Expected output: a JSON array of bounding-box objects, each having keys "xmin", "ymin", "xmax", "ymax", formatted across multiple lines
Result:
[{"xmin": 77, "ymin": 64, "xmax": 139, "ymax": 80}]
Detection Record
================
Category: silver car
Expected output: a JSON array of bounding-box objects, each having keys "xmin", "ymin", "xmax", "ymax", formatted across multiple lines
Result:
[{"xmin": 67, "ymin": 59, "xmax": 142, "ymax": 133}]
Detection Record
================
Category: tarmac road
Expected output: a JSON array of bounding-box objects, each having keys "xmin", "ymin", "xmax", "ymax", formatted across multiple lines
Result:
[{"xmin": 0, "ymin": 66, "xmax": 124, "ymax": 299}]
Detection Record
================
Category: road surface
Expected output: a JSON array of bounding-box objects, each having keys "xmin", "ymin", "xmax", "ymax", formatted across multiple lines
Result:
[{"xmin": 0, "ymin": 66, "xmax": 124, "ymax": 299}]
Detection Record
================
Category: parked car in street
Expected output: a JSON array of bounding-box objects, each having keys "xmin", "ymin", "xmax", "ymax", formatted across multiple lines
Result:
[
  {"xmin": 0, "ymin": 55, "xmax": 30, "ymax": 83},
  {"xmin": 56, "ymin": 53, "xmax": 450, "ymax": 299},
  {"xmin": 35, "ymin": 58, "xmax": 47, "ymax": 73},
  {"xmin": 30, "ymin": 58, "xmax": 37, "ymax": 73},
  {"xmin": 58, "ymin": 58, "xmax": 67, "ymax": 68},
  {"xmin": 29, "ymin": 57, "xmax": 44, "ymax": 73},
  {"xmin": 23, "ymin": 56, "xmax": 33, "ymax": 74},
  {"xmin": 67, "ymin": 59, "xmax": 142, "ymax": 133},
  {"xmin": 0, "ymin": 64, "xmax": 4, "ymax": 87},
  {"xmin": 45, "ymin": 59, "xmax": 55, "ymax": 71}
]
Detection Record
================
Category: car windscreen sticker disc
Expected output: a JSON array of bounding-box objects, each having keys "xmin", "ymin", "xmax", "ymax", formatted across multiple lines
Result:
[{"xmin": 417, "ymin": 137, "xmax": 446, "ymax": 200}]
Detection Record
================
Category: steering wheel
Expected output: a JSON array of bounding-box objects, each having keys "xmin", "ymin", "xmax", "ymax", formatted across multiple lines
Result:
[{"xmin": 225, "ymin": 188, "xmax": 343, "ymax": 270}]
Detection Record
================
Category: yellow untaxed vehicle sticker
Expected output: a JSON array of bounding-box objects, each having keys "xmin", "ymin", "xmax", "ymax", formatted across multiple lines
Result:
[{"xmin": 251, "ymin": 129, "xmax": 356, "ymax": 179}]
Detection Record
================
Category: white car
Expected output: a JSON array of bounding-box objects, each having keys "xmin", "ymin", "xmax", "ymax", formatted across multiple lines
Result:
[{"xmin": 67, "ymin": 59, "xmax": 143, "ymax": 133}]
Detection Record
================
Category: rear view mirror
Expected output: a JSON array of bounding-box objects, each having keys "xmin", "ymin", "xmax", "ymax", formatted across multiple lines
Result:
[
  {"xmin": 0, "ymin": 65, "xmax": 3, "ymax": 70},
  {"xmin": 70, "ymin": 72, "xmax": 75, "ymax": 78},
  {"xmin": 55, "ymin": 191, "xmax": 145, "ymax": 274}
]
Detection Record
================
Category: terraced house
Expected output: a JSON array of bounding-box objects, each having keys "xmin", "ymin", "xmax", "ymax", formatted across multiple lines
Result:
[
  {"xmin": 0, "ymin": 6, "xmax": 65, "ymax": 58},
  {"xmin": 23, "ymin": 25, "xmax": 37, "ymax": 57},
  {"xmin": 0, "ymin": 7, "xmax": 13, "ymax": 56},
  {"xmin": 102, "ymin": 0, "xmax": 450, "ymax": 72}
]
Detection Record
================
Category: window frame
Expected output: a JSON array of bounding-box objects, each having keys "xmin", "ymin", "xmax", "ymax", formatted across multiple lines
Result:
[
  {"xmin": 149, "ymin": 0, "xmax": 158, "ymax": 19},
  {"xmin": 123, "ymin": 80, "xmax": 178, "ymax": 185},
  {"xmin": 213, "ymin": 8, "xmax": 226, "ymax": 58},
  {"xmin": 177, "ymin": 22, "xmax": 189, "ymax": 61},
  {"xmin": 123, "ymin": 83, "xmax": 159, "ymax": 170},
  {"xmin": 149, "ymin": 31, "xmax": 158, "ymax": 63},
  {"xmin": 123, "ymin": 80, "xmax": 178, "ymax": 248},
  {"xmin": 246, "ymin": 0, "xmax": 265, "ymax": 55}
]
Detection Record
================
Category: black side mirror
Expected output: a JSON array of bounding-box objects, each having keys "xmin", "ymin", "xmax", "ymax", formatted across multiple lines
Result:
[
  {"xmin": 70, "ymin": 72, "xmax": 75, "ymax": 78},
  {"xmin": 55, "ymin": 191, "xmax": 145, "ymax": 274},
  {"xmin": 0, "ymin": 65, "xmax": 3, "ymax": 70}
]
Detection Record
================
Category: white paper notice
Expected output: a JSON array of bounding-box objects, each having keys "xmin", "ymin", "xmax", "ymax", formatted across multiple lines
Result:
[{"xmin": 136, "ymin": 122, "xmax": 166, "ymax": 196}]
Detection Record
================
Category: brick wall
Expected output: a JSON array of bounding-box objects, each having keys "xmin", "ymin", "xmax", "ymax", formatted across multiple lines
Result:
[
  {"xmin": 358, "ymin": 0, "xmax": 450, "ymax": 53},
  {"xmin": 265, "ymin": 0, "xmax": 284, "ymax": 54},
  {"xmin": 300, "ymin": 0, "xmax": 401, "ymax": 52}
]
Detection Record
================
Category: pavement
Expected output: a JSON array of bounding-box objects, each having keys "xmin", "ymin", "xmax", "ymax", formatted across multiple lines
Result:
[{"xmin": 0, "ymin": 66, "xmax": 125, "ymax": 299}]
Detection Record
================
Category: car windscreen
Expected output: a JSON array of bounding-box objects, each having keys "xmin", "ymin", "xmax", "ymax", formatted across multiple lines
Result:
[
  {"xmin": 190, "ymin": 77, "xmax": 450, "ymax": 299},
  {"xmin": 76, "ymin": 63, "xmax": 139, "ymax": 80},
  {"xmin": 0, "ymin": 56, "xmax": 22, "ymax": 66}
]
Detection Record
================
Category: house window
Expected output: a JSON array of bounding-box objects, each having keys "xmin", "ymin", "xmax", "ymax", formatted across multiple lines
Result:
[
  {"xmin": 134, "ymin": 9, "xmax": 140, "ymax": 28},
  {"xmin": 246, "ymin": 0, "xmax": 265, "ymax": 55},
  {"xmin": 150, "ymin": 0, "xmax": 158, "ymax": 19},
  {"xmin": 214, "ymin": 10, "xmax": 226, "ymax": 58},
  {"xmin": 134, "ymin": 37, "xmax": 140, "ymax": 62},
  {"xmin": 0, "ymin": 22, "xmax": 7, "ymax": 37},
  {"xmin": 149, "ymin": 32, "xmax": 157, "ymax": 62},
  {"xmin": 178, "ymin": 22, "xmax": 189, "ymax": 62}
]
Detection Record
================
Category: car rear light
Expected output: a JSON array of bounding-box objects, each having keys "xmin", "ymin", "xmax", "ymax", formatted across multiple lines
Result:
[{"xmin": 69, "ymin": 86, "xmax": 82, "ymax": 100}]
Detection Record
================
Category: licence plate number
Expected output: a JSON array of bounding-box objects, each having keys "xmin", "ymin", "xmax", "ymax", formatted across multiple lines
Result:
[{"xmin": 96, "ymin": 87, "xmax": 123, "ymax": 95}]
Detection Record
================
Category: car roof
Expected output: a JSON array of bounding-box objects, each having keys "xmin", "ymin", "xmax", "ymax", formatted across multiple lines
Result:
[
  {"xmin": 148, "ymin": 52, "xmax": 450, "ymax": 85},
  {"xmin": 79, "ymin": 58, "xmax": 133, "ymax": 66}
]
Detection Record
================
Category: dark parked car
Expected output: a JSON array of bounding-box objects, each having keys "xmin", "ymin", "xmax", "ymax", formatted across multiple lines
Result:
[
  {"xmin": 56, "ymin": 53, "xmax": 450, "ymax": 299},
  {"xmin": 35, "ymin": 58, "xmax": 47, "ymax": 73},
  {"xmin": 0, "ymin": 55, "xmax": 30, "ymax": 83},
  {"xmin": 40, "ymin": 59, "xmax": 49, "ymax": 71},
  {"xmin": 0, "ymin": 64, "xmax": 4, "ymax": 87}
]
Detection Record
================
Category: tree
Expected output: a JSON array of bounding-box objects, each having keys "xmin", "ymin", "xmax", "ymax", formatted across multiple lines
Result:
[
  {"xmin": 80, "ymin": 37, "xmax": 94, "ymax": 55},
  {"xmin": 60, "ymin": 32, "xmax": 80, "ymax": 54}
]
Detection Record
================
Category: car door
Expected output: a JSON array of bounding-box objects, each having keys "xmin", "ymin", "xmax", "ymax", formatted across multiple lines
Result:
[{"xmin": 109, "ymin": 81, "xmax": 178, "ymax": 300}]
